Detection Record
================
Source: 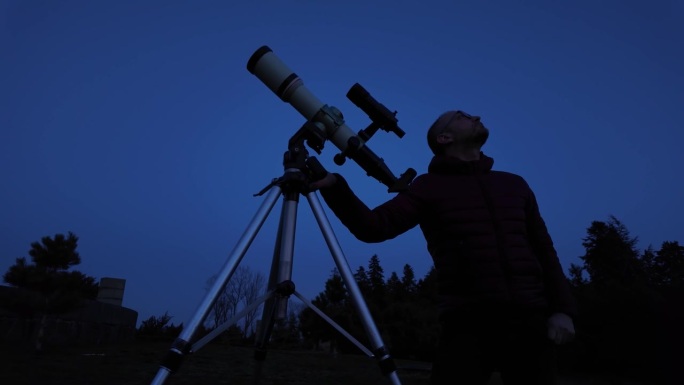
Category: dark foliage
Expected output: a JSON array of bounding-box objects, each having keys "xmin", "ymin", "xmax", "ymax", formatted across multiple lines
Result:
[
  {"xmin": 299, "ymin": 259, "xmax": 439, "ymax": 361},
  {"xmin": 2, "ymin": 232, "xmax": 99, "ymax": 351},
  {"xmin": 3, "ymin": 232, "xmax": 98, "ymax": 304},
  {"xmin": 135, "ymin": 311, "xmax": 187, "ymax": 343},
  {"xmin": 568, "ymin": 216, "xmax": 682, "ymax": 384}
]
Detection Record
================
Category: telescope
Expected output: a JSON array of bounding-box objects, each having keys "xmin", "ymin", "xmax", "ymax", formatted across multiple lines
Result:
[
  {"xmin": 147, "ymin": 46, "xmax": 412, "ymax": 385},
  {"xmin": 247, "ymin": 46, "xmax": 416, "ymax": 192}
]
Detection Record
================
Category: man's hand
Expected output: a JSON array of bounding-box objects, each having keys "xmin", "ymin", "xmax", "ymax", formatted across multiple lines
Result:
[
  {"xmin": 309, "ymin": 173, "xmax": 338, "ymax": 190},
  {"xmin": 547, "ymin": 312, "xmax": 575, "ymax": 345}
]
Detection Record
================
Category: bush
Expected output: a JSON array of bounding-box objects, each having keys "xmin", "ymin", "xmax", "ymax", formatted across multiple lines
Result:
[{"xmin": 136, "ymin": 312, "xmax": 183, "ymax": 341}]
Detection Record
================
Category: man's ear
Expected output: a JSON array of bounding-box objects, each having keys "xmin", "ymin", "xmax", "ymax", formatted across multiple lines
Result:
[{"xmin": 436, "ymin": 133, "xmax": 453, "ymax": 144}]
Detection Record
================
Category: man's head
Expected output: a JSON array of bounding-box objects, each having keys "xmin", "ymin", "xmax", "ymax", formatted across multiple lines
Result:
[{"xmin": 427, "ymin": 110, "xmax": 489, "ymax": 156}]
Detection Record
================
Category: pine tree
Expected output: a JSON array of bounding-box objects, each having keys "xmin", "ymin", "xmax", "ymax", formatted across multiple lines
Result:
[
  {"xmin": 3, "ymin": 232, "xmax": 98, "ymax": 351},
  {"xmin": 386, "ymin": 272, "xmax": 402, "ymax": 300},
  {"xmin": 353, "ymin": 266, "xmax": 371, "ymax": 297},
  {"xmin": 417, "ymin": 265, "xmax": 438, "ymax": 301},
  {"xmin": 298, "ymin": 269, "xmax": 350, "ymax": 351},
  {"xmin": 654, "ymin": 241, "xmax": 684, "ymax": 290},
  {"xmin": 324, "ymin": 268, "xmax": 347, "ymax": 304},
  {"xmin": 400, "ymin": 264, "xmax": 417, "ymax": 296},
  {"xmin": 639, "ymin": 246, "xmax": 659, "ymax": 288},
  {"xmin": 580, "ymin": 216, "xmax": 644, "ymax": 289},
  {"xmin": 574, "ymin": 217, "xmax": 669, "ymax": 380},
  {"xmin": 367, "ymin": 255, "xmax": 386, "ymax": 301}
]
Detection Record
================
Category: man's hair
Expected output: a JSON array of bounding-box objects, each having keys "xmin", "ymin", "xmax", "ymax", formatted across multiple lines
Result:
[{"xmin": 427, "ymin": 111, "xmax": 489, "ymax": 155}]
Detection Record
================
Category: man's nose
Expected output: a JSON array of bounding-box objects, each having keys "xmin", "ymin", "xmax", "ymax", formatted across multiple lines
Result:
[{"xmin": 471, "ymin": 115, "xmax": 481, "ymax": 122}]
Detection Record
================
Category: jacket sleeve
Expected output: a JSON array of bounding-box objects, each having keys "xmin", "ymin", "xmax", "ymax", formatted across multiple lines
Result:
[
  {"xmin": 525, "ymin": 187, "xmax": 578, "ymax": 319},
  {"xmin": 318, "ymin": 173, "xmax": 426, "ymax": 243}
]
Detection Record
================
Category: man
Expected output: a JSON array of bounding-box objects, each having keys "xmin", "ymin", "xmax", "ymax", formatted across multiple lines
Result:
[{"xmin": 310, "ymin": 110, "xmax": 577, "ymax": 385}]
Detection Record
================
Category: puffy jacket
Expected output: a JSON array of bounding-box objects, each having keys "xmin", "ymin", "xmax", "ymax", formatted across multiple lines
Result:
[{"xmin": 319, "ymin": 153, "xmax": 577, "ymax": 318}]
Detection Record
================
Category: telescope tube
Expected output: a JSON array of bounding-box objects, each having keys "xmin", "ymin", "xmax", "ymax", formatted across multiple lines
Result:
[{"xmin": 247, "ymin": 46, "xmax": 360, "ymax": 153}]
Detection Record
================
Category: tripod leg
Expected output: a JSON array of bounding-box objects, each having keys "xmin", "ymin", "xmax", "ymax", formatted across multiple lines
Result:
[
  {"xmin": 254, "ymin": 196, "xmax": 299, "ymax": 361},
  {"xmin": 150, "ymin": 186, "xmax": 282, "ymax": 385},
  {"xmin": 306, "ymin": 191, "xmax": 402, "ymax": 385}
]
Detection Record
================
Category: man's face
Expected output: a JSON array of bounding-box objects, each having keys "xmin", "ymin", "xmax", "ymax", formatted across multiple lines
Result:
[{"xmin": 436, "ymin": 111, "xmax": 489, "ymax": 147}]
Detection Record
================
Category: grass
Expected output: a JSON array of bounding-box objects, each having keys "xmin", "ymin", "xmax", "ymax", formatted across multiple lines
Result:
[
  {"xmin": 1, "ymin": 340, "xmax": 430, "ymax": 385},
  {"xmin": 0, "ymin": 340, "xmax": 655, "ymax": 385}
]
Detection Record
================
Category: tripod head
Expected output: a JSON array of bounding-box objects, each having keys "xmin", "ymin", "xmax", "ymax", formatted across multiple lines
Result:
[
  {"xmin": 247, "ymin": 46, "xmax": 416, "ymax": 193},
  {"xmin": 252, "ymin": 121, "xmax": 331, "ymax": 198}
]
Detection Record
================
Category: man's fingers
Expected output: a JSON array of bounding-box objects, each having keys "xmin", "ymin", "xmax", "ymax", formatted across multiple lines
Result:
[
  {"xmin": 548, "ymin": 327, "xmax": 557, "ymax": 343},
  {"xmin": 549, "ymin": 328, "xmax": 575, "ymax": 345},
  {"xmin": 555, "ymin": 333, "xmax": 565, "ymax": 345}
]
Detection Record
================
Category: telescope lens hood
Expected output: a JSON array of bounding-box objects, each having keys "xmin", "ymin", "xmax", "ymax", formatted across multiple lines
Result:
[{"xmin": 247, "ymin": 46, "xmax": 272, "ymax": 74}]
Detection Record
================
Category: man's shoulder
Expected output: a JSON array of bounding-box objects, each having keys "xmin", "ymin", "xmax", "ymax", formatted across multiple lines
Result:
[
  {"xmin": 490, "ymin": 170, "xmax": 526, "ymax": 180},
  {"xmin": 412, "ymin": 170, "xmax": 526, "ymax": 183},
  {"xmin": 489, "ymin": 170, "xmax": 531, "ymax": 189}
]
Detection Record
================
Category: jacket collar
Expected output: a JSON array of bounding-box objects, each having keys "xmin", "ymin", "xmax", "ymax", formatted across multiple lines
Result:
[{"xmin": 428, "ymin": 152, "xmax": 494, "ymax": 175}]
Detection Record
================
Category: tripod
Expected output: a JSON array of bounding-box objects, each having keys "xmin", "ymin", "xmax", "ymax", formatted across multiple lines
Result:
[{"xmin": 149, "ymin": 125, "xmax": 402, "ymax": 385}]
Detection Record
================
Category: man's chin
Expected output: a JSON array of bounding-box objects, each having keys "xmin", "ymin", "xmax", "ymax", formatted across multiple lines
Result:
[{"xmin": 474, "ymin": 127, "xmax": 489, "ymax": 146}]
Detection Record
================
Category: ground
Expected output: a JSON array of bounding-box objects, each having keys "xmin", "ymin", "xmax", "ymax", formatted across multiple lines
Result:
[{"xmin": 0, "ymin": 340, "xmax": 652, "ymax": 385}]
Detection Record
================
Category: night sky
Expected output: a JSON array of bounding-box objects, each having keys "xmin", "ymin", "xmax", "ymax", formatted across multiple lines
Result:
[{"xmin": 2, "ymin": 1, "xmax": 683, "ymax": 326}]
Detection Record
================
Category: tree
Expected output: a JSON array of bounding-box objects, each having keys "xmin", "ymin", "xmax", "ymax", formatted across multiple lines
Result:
[
  {"xmin": 300, "ymin": 261, "xmax": 441, "ymax": 360},
  {"xmin": 400, "ymin": 264, "xmax": 417, "ymax": 296},
  {"xmin": 241, "ymin": 268, "xmax": 266, "ymax": 337},
  {"xmin": 367, "ymin": 255, "xmax": 386, "ymax": 302},
  {"xmin": 639, "ymin": 246, "xmax": 660, "ymax": 288},
  {"xmin": 206, "ymin": 265, "xmax": 266, "ymax": 336},
  {"xmin": 270, "ymin": 301, "xmax": 302, "ymax": 347},
  {"xmin": 353, "ymin": 266, "xmax": 371, "ymax": 297},
  {"xmin": 649, "ymin": 241, "xmax": 684, "ymax": 381},
  {"xmin": 4, "ymin": 232, "xmax": 97, "ymax": 299},
  {"xmin": 2, "ymin": 232, "xmax": 98, "ymax": 351},
  {"xmin": 417, "ymin": 265, "xmax": 438, "ymax": 301},
  {"xmin": 298, "ymin": 292, "xmax": 329, "ymax": 349},
  {"xmin": 324, "ymin": 268, "xmax": 347, "ymax": 303},
  {"xmin": 568, "ymin": 263, "xmax": 588, "ymax": 288},
  {"xmin": 386, "ymin": 272, "xmax": 402, "ymax": 300},
  {"xmin": 298, "ymin": 268, "xmax": 358, "ymax": 353},
  {"xmin": 570, "ymin": 217, "xmax": 675, "ymax": 381},
  {"xmin": 205, "ymin": 275, "xmax": 234, "ymax": 329},
  {"xmin": 652, "ymin": 241, "xmax": 684, "ymax": 290},
  {"xmin": 579, "ymin": 216, "xmax": 644, "ymax": 289}
]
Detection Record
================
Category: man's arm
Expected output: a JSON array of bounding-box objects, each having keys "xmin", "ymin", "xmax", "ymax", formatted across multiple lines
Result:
[
  {"xmin": 315, "ymin": 173, "xmax": 426, "ymax": 243},
  {"xmin": 525, "ymin": 187, "xmax": 578, "ymax": 319}
]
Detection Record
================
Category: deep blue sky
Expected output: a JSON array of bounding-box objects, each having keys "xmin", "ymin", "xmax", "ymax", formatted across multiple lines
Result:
[{"xmin": 2, "ymin": 1, "xmax": 683, "ymax": 326}]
